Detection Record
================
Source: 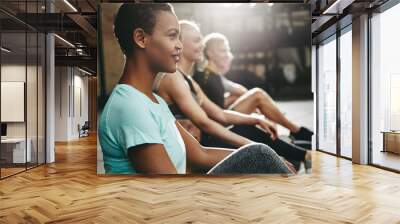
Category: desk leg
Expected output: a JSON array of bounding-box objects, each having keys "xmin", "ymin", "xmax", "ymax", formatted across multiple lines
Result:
[{"xmin": 382, "ymin": 134, "xmax": 386, "ymax": 153}]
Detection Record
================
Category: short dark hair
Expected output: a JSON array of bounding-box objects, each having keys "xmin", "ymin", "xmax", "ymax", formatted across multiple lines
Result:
[{"xmin": 114, "ymin": 3, "xmax": 174, "ymax": 56}]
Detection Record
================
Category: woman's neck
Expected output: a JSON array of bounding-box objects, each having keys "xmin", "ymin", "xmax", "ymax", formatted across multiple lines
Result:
[
  {"xmin": 119, "ymin": 55, "xmax": 157, "ymax": 100},
  {"xmin": 178, "ymin": 57, "xmax": 194, "ymax": 76},
  {"xmin": 207, "ymin": 62, "xmax": 223, "ymax": 76}
]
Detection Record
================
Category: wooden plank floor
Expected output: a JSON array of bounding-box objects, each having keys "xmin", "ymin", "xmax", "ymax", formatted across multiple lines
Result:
[
  {"xmin": 1, "ymin": 134, "xmax": 400, "ymax": 224},
  {"xmin": 1, "ymin": 167, "xmax": 26, "ymax": 178}
]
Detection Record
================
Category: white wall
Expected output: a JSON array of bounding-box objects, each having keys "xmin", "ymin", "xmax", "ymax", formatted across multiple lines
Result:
[
  {"xmin": 72, "ymin": 73, "xmax": 89, "ymax": 138},
  {"xmin": 54, "ymin": 67, "xmax": 89, "ymax": 141},
  {"xmin": 55, "ymin": 67, "xmax": 69, "ymax": 141}
]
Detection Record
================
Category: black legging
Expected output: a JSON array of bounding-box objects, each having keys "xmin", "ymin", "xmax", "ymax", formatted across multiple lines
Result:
[{"xmin": 201, "ymin": 124, "xmax": 307, "ymax": 162}]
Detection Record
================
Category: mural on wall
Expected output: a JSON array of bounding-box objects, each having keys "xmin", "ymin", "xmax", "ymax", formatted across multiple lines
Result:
[{"xmin": 97, "ymin": 3, "xmax": 313, "ymax": 175}]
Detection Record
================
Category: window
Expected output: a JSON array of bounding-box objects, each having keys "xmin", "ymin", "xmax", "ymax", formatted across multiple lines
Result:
[
  {"xmin": 370, "ymin": 2, "xmax": 400, "ymax": 171},
  {"xmin": 317, "ymin": 36, "xmax": 337, "ymax": 154},
  {"xmin": 339, "ymin": 28, "xmax": 352, "ymax": 158}
]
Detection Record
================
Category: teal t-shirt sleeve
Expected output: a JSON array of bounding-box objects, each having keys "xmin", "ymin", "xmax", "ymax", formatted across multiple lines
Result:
[{"xmin": 117, "ymin": 108, "xmax": 163, "ymax": 156}]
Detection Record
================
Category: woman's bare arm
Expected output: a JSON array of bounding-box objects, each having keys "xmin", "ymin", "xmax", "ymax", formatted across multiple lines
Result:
[
  {"xmin": 159, "ymin": 74, "xmax": 251, "ymax": 147},
  {"xmin": 227, "ymin": 80, "xmax": 247, "ymax": 97},
  {"xmin": 192, "ymin": 80, "xmax": 278, "ymax": 139},
  {"xmin": 224, "ymin": 93, "xmax": 239, "ymax": 109},
  {"xmin": 191, "ymin": 80, "xmax": 254, "ymax": 124},
  {"xmin": 127, "ymin": 144, "xmax": 177, "ymax": 174},
  {"xmin": 176, "ymin": 121, "xmax": 234, "ymax": 172}
]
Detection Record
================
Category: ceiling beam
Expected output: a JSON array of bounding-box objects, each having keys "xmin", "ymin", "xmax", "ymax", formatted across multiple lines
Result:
[
  {"xmin": 55, "ymin": 55, "xmax": 96, "ymax": 70},
  {"xmin": 322, "ymin": 0, "xmax": 356, "ymax": 14}
]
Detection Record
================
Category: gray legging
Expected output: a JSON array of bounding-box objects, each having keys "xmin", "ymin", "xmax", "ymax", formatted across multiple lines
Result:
[{"xmin": 207, "ymin": 143, "xmax": 292, "ymax": 175}]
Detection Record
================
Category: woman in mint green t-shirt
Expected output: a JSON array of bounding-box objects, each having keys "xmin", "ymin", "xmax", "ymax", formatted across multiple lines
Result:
[{"xmin": 98, "ymin": 3, "xmax": 294, "ymax": 175}]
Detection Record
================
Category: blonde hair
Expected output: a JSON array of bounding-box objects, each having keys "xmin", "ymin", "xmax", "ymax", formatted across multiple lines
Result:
[
  {"xmin": 203, "ymin": 33, "xmax": 229, "ymax": 60},
  {"xmin": 179, "ymin": 20, "xmax": 200, "ymax": 40}
]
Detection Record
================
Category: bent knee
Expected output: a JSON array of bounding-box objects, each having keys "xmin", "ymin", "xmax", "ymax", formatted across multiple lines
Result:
[
  {"xmin": 248, "ymin": 88, "xmax": 266, "ymax": 102},
  {"xmin": 240, "ymin": 142, "xmax": 276, "ymax": 156}
]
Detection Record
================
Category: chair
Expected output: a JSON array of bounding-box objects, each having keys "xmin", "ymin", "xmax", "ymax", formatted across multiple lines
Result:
[{"xmin": 78, "ymin": 121, "xmax": 90, "ymax": 138}]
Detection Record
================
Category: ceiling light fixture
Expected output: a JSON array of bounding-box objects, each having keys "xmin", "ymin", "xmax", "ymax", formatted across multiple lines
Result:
[
  {"xmin": 54, "ymin": 34, "xmax": 75, "ymax": 48},
  {"xmin": 323, "ymin": 0, "xmax": 354, "ymax": 15},
  {"xmin": 78, "ymin": 67, "xmax": 93, "ymax": 76},
  {"xmin": 63, "ymin": 0, "xmax": 78, "ymax": 12},
  {"xmin": 1, "ymin": 47, "xmax": 11, "ymax": 53}
]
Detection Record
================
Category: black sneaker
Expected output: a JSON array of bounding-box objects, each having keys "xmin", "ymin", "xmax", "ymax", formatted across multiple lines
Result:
[{"xmin": 290, "ymin": 127, "xmax": 313, "ymax": 142}]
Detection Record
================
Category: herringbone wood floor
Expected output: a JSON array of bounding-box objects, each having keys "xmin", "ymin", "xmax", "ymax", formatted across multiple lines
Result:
[{"xmin": 1, "ymin": 134, "xmax": 400, "ymax": 224}]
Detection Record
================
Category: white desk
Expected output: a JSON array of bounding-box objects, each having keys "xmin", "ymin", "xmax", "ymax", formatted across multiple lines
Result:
[{"xmin": 1, "ymin": 138, "xmax": 31, "ymax": 163}]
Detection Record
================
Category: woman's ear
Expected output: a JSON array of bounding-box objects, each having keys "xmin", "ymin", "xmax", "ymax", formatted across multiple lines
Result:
[{"xmin": 133, "ymin": 28, "xmax": 147, "ymax": 49}]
